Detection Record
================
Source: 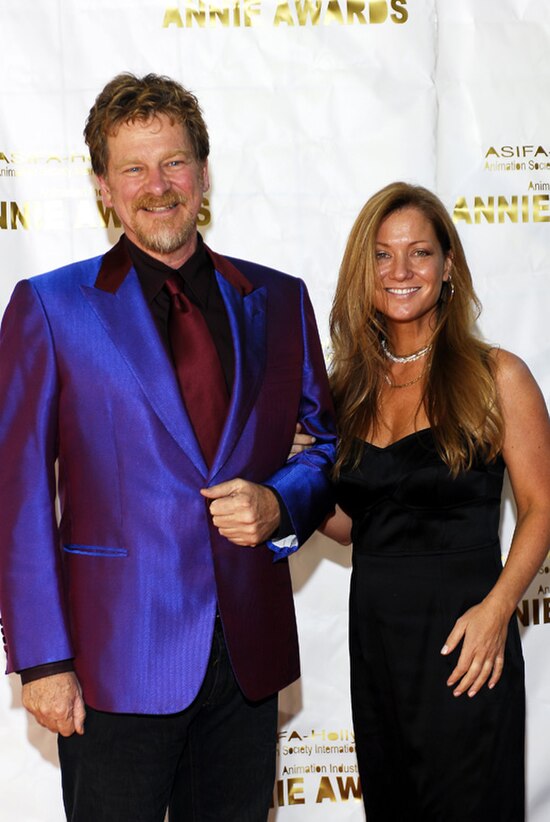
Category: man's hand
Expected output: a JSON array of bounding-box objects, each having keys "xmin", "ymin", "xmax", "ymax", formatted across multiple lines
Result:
[
  {"xmin": 22, "ymin": 672, "xmax": 86, "ymax": 737},
  {"xmin": 201, "ymin": 479, "xmax": 281, "ymax": 546}
]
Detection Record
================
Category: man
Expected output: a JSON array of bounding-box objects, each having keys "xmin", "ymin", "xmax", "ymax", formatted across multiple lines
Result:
[{"xmin": 0, "ymin": 73, "xmax": 336, "ymax": 821}]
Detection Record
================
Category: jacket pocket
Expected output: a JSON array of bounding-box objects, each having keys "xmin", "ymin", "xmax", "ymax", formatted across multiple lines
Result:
[{"xmin": 63, "ymin": 544, "xmax": 128, "ymax": 558}]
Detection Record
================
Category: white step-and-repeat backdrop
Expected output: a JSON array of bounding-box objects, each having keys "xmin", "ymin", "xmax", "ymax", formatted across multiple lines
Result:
[{"xmin": 1, "ymin": 0, "xmax": 550, "ymax": 819}]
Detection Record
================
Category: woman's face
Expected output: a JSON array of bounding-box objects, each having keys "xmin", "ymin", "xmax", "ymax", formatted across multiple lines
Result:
[{"xmin": 373, "ymin": 206, "xmax": 452, "ymax": 331}]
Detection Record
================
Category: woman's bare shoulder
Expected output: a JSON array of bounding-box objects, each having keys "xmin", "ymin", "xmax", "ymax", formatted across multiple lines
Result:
[
  {"xmin": 488, "ymin": 347, "xmax": 534, "ymax": 388},
  {"xmin": 488, "ymin": 347, "xmax": 547, "ymax": 430}
]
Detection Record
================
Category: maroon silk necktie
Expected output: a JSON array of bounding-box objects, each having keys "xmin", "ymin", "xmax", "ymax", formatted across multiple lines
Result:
[{"xmin": 165, "ymin": 276, "xmax": 228, "ymax": 466}]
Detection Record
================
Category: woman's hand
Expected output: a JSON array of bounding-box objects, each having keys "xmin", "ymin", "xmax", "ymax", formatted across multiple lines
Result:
[
  {"xmin": 441, "ymin": 597, "xmax": 511, "ymax": 697},
  {"xmin": 288, "ymin": 422, "xmax": 316, "ymax": 458},
  {"xmin": 441, "ymin": 350, "xmax": 550, "ymax": 699}
]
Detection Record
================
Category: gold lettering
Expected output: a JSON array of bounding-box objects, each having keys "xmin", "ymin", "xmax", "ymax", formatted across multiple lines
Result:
[
  {"xmin": 390, "ymin": 0, "xmax": 407, "ymax": 23},
  {"xmin": 497, "ymin": 196, "xmax": 518, "ymax": 224},
  {"xmin": 288, "ymin": 778, "xmax": 305, "ymax": 805},
  {"xmin": 337, "ymin": 776, "xmax": 362, "ymax": 801},
  {"xmin": 516, "ymin": 600, "xmax": 529, "ymax": 626},
  {"xmin": 244, "ymin": 0, "xmax": 261, "ymax": 25},
  {"xmin": 165, "ymin": 0, "xmax": 409, "ymax": 28},
  {"xmin": 271, "ymin": 779, "xmax": 285, "ymax": 807},
  {"xmin": 369, "ymin": 0, "xmax": 387, "ymax": 23},
  {"xmin": 197, "ymin": 197, "xmax": 211, "ymax": 227},
  {"xmin": 473, "ymin": 196, "xmax": 494, "ymax": 224},
  {"xmin": 452, "ymin": 197, "xmax": 472, "ymax": 224},
  {"xmin": 297, "ymin": 0, "xmax": 323, "ymax": 24},
  {"xmin": 347, "ymin": 0, "xmax": 366, "ymax": 24},
  {"xmin": 533, "ymin": 194, "xmax": 550, "ymax": 222},
  {"xmin": 316, "ymin": 776, "xmax": 337, "ymax": 803},
  {"xmin": 273, "ymin": 0, "xmax": 295, "ymax": 25},
  {"xmin": 0, "ymin": 201, "xmax": 7, "ymax": 229},
  {"xmin": 186, "ymin": 0, "xmax": 207, "ymax": 27},
  {"xmin": 209, "ymin": 1, "xmax": 230, "ymax": 24},
  {"xmin": 533, "ymin": 598, "xmax": 540, "ymax": 625},
  {"xmin": 163, "ymin": 6, "xmax": 184, "ymax": 26},
  {"xmin": 0, "ymin": 152, "xmax": 10, "ymax": 163},
  {"xmin": 324, "ymin": 0, "xmax": 345, "ymax": 25},
  {"xmin": 544, "ymin": 598, "xmax": 550, "ymax": 623},
  {"xmin": 96, "ymin": 201, "xmax": 122, "ymax": 229},
  {"xmin": 456, "ymin": 189, "xmax": 550, "ymax": 222},
  {"xmin": 11, "ymin": 202, "xmax": 29, "ymax": 230}
]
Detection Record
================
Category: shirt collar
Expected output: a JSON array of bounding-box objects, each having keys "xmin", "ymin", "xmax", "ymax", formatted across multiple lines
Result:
[{"xmin": 125, "ymin": 233, "xmax": 214, "ymax": 308}]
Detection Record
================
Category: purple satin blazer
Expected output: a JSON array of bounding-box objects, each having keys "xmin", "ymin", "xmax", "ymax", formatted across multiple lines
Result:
[{"xmin": 0, "ymin": 238, "xmax": 336, "ymax": 713}]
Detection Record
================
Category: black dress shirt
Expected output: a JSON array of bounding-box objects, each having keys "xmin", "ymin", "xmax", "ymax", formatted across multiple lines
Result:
[{"xmin": 126, "ymin": 233, "xmax": 235, "ymax": 392}]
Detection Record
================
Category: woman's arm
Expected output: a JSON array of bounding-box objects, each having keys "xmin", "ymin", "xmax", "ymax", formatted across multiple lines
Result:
[
  {"xmin": 319, "ymin": 505, "xmax": 352, "ymax": 545},
  {"xmin": 443, "ymin": 349, "xmax": 550, "ymax": 697}
]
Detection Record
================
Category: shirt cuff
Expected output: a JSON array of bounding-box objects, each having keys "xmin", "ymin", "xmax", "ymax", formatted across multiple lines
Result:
[
  {"xmin": 267, "ymin": 533, "xmax": 299, "ymax": 559},
  {"xmin": 263, "ymin": 486, "xmax": 299, "ymax": 558},
  {"xmin": 268, "ymin": 487, "xmax": 293, "ymax": 539},
  {"xmin": 19, "ymin": 659, "xmax": 75, "ymax": 685}
]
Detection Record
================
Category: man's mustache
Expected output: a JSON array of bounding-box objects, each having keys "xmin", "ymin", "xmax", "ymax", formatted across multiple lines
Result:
[{"xmin": 133, "ymin": 192, "xmax": 187, "ymax": 211}]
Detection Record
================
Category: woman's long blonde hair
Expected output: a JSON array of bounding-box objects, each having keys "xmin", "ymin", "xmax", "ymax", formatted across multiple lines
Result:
[{"xmin": 330, "ymin": 182, "xmax": 503, "ymax": 476}]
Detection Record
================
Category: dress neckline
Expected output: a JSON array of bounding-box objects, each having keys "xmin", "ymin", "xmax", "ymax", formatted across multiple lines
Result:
[{"xmin": 357, "ymin": 427, "xmax": 432, "ymax": 452}]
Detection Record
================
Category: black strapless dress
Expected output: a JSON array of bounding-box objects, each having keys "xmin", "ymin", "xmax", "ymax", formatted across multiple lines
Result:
[{"xmin": 337, "ymin": 429, "xmax": 525, "ymax": 822}]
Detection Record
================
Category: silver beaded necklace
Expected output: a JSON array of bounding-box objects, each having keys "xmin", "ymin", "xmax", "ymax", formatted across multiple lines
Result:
[{"xmin": 381, "ymin": 338, "xmax": 432, "ymax": 364}]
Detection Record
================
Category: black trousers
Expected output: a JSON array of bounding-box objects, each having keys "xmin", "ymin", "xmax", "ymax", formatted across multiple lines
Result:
[{"xmin": 58, "ymin": 620, "xmax": 278, "ymax": 822}]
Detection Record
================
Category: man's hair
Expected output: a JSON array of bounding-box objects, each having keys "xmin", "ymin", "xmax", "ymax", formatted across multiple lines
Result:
[{"xmin": 84, "ymin": 72, "xmax": 210, "ymax": 177}]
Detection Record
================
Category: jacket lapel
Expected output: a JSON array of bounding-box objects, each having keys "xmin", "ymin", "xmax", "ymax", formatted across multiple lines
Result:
[
  {"xmin": 82, "ymin": 237, "xmax": 268, "ymax": 479},
  {"xmin": 82, "ymin": 237, "xmax": 208, "ymax": 476},
  {"xmin": 210, "ymin": 273, "xmax": 267, "ymax": 478}
]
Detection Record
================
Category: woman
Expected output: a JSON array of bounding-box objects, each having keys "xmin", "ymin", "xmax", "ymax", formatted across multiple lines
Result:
[{"xmin": 297, "ymin": 182, "xmax": 550, "ymax": 821}]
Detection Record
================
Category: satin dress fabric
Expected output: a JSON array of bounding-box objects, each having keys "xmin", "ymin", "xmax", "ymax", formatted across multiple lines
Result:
[{"xmin": 337, "ymin": 429, "xmax": 525, "ymax": 822}]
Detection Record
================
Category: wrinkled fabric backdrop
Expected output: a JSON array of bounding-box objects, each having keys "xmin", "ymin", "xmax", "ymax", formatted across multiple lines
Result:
[{"xmin": 1, "ymin": 0, "xmax": 549, "ymax": 818}]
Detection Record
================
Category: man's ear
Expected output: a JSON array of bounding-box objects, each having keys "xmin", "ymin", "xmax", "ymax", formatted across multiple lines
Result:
[
  {"xmin": 97, "ymin": 176, "xmax": 113, "ymax": 207},
  {"xmin": 201, "ymin": 161, "xmax": 210, "ymax": 194}
]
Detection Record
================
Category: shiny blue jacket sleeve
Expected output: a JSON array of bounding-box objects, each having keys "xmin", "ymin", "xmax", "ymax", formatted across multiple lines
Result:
[
  {"xmin": 264, "ymin": 280, "xmax": 336, "ymax": 557},
  {"xmin": 0, "ymin": 281, "xmax": 74, "ymax": 672}
]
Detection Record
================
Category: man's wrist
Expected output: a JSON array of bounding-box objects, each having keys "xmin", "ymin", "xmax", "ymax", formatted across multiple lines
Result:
[{"xmin": 266, "ymin": 486, "xmax": 292, "ymax": 539}]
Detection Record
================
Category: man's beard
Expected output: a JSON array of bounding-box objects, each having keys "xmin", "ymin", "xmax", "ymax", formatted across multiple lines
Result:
[{"xmin": 131, "ymin": 192, "xmax": 197, "ymax": 255}]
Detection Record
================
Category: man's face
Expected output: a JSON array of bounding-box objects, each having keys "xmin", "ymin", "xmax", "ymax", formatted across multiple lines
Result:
[{"xmin": 98, "ymin": 113, "xmax": 209, "ymax": 267}]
